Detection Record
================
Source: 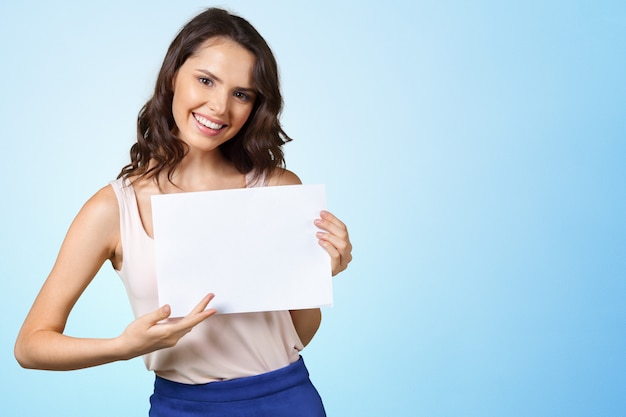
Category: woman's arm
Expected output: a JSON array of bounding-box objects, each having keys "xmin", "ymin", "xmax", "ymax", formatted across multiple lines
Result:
[
  {"xmin": 289, "ymin": 309, "xmax": 321, "ymax": 347},
  {"xmin": 14, "ymin": 185, "xmax": 216, "ymax": 370}
]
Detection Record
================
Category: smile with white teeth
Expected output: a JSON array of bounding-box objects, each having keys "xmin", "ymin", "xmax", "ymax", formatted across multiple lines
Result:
[{"xmin": 194, "ymin": 114, "xmax": 225, "ymax": 130}]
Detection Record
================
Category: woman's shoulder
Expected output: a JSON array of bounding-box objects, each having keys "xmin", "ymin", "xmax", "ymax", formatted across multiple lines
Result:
[
  {"xmin": 61, "ymin": 184, "xmax": 121, "ymax": 263},
  {"xmin": 80, "ymin": 183, "xmax": 121, "ymax": 221},
  {"xmin": 265, "ymin": 168, "xmax": 302, "ymax": 186}
]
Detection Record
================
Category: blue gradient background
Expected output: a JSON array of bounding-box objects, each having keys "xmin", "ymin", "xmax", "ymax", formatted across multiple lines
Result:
[{"xmin": 1, "ymin": 1, "xmax": 625, "ymax": 416}]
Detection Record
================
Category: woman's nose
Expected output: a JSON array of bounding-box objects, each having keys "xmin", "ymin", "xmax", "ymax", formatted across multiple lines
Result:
[{"xmin": 207, "ymin": 89, "xmax": 228, "ymax": 115}]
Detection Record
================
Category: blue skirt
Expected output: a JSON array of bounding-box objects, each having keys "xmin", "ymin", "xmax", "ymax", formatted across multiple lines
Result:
[{"xmin": 149, "ymin": 357, "xmax": 326, "ymax": 417}]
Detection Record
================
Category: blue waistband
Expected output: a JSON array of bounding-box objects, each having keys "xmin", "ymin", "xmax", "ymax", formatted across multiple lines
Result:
[{"xmin": 153, "ymin": 357, "xmax": 310, "ymax": 402}]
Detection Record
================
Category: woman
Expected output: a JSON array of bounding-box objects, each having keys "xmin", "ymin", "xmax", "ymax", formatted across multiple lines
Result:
[{"xmin": 15, "ymin": 7, "xmax": 352, "ymax": 417}]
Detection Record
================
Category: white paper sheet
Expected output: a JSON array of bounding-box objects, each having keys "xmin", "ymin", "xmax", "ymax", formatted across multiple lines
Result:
[{"xmin": 151, "ymin": 184, "xmax": 332, "ymax": 316}]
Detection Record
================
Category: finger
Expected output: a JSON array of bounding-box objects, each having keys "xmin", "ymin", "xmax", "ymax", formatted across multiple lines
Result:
[
  {"xmin": 314, "ymin": 212, "xmax": 349, "ymax": 239},
  {"xmin": 188, "ymin": 293, "xmax": 215, "ymax": 315},
  {"xmin": 320, "ymin": 210, "xmax": 348, "ymax": 231},
  {"xmin": 318, "ymin": 239, "xmax": 349, "ymax": 276},
  {"xmin": 320, "ymin": 210, "xmax": 343, "ymax": 225},
  {"xmin": 150, "ymin": 304, "xmax": 171, "ymax": 324},
  {"xmin": 318, "ymin": 237, "xmax": 341, "ymax": 259},
  {"xmin": 318, "ymin": 231, "xmax": 352, "ymax": 272},
  {"xmin": 178, "ymin": 294, "xmax": 217, "ymax": 328},
  {"xmin": 316, "ymin": 231, "xmax": 351, "ymax": 254},
  {"xmin": 181, "ymin": 309, "xmax": 217, "ymax": 331}
]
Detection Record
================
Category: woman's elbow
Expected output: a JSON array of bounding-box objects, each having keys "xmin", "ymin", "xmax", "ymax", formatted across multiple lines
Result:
[
  {"xmin": 14, "ymin": 340, "xmax": 34, "ymax": 369},
  {"xmin": 14, "ymin": 333, "xmax": 43, "ymax": 369}
]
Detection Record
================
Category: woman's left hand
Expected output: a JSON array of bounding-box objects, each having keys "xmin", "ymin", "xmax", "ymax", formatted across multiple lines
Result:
[{"xmin": 315, "ymin": 210, "xmax": 353, "ymax": 276}]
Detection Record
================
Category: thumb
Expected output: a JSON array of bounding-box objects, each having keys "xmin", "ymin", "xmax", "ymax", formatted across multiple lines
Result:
[{"xmin": 155, "ymin": 304, "xmax": 171, "ymax": 322}]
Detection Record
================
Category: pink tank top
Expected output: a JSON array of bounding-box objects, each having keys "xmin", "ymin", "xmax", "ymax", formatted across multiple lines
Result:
[{"xmin": 110, "ymin": 176, "xmax": 303, "ymax": 384}]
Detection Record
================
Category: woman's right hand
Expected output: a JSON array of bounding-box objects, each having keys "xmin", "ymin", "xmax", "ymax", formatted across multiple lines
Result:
[{"xmin": 117, "ymin": 294, "xmax": 217, "ymax": 359}]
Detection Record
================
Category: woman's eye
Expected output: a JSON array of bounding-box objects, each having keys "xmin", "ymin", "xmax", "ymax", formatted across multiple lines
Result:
[
  {"xmin": 198, "ymin": 77, "xmax": 213, "ymax": 86},
  {"xmin": 234, "ymin": 91, "xmax": 250, "ymax": 101}
]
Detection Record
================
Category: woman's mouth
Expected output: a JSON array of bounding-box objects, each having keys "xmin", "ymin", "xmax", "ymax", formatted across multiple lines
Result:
[{"xmin": 194, "ymin": 113, "xmax": 226, "ymax": 130}]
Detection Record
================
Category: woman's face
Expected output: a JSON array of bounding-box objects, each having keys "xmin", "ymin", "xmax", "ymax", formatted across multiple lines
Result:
[{"xmin": 171, "ymin": 37, "xmax": 256, "ymax": 154}]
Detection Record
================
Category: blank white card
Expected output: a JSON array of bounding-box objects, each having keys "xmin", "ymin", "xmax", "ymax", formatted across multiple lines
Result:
[{"xmin": 152, "ymin": 184, "xmax": 332, "ymax": 316}]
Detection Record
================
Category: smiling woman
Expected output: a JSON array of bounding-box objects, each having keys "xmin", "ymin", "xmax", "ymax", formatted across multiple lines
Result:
[
  {"xmin": 13, "ymin": 7, "xmax": 352, "ymax": 417},
  {"xmin": 120, "ymin": 9, "xmax": 294, "ymax": 189}
]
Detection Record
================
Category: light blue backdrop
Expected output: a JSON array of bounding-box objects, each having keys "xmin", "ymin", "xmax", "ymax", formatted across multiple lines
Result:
[{"xmin": 1, "ymin": 1, "xmax": 624, "ymax": 416}]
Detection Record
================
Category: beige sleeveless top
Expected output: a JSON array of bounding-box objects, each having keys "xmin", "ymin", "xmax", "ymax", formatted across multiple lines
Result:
[{"xmin": 110, "ymin": 176, "xmax": 303, "ymax": 384}]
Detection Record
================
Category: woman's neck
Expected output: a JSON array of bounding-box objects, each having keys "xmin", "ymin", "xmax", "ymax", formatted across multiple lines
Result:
[{"xmin": 155, "ymin": 151, "xmax": 246, "ymax": 193}]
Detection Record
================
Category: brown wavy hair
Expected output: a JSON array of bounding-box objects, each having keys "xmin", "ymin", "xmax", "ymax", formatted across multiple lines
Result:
[{"xmin": 118, "ymin": 8, "xmax": 291, "ymax": 185}]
